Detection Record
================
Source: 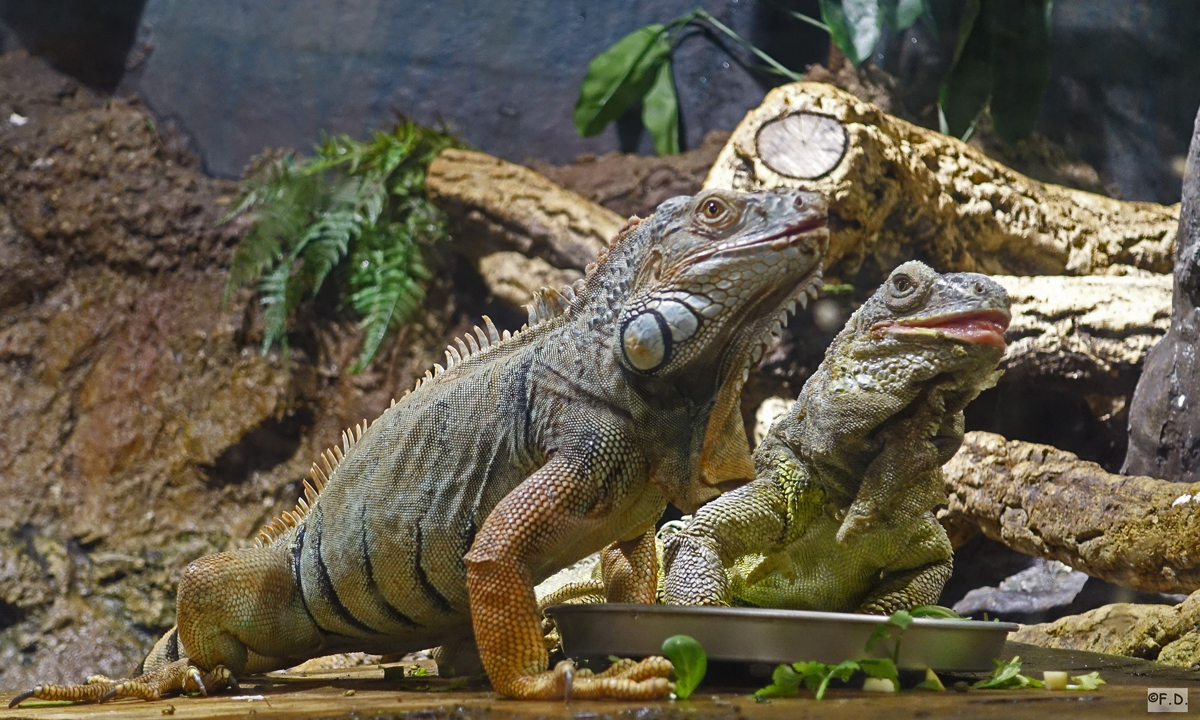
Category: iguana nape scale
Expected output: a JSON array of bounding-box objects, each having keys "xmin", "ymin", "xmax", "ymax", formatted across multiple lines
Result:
[
  {"xmin": 658, "ymin": 261, "xmax": 1009, "ymax": 613},
  {"xmin": 11, "ymin": 188, "xmax": 828, "ymax": 706}
]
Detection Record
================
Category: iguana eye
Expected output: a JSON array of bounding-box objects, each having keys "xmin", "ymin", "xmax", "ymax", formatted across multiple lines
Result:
[
  {"xmin": 700, "ymin": 198, "xmax": 727, "ymax": 220},
  {"xmin": 892, "ymin": 274, "xmax": 915, "ymax": 295}
]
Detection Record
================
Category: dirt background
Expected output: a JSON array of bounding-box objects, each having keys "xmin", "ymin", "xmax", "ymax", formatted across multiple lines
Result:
[{"xmin": 0, "ymin": 50, "xmax": 493, "ymax": 689}]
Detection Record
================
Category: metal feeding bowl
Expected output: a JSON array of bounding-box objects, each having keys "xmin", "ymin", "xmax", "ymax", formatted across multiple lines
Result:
[{"xmin": 545, "ymin": 604, "xmax": 1018, "ymax": 671}]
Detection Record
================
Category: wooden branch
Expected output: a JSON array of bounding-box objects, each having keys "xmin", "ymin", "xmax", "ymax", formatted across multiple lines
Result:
[
  {"xmin": 996, "ymin": 274, "xmax": 1172, "ymax": 395},
  {"xmin": 476, "ymin": 252, "xmax": 581, "ymax": 312},
  {"xmin": 705, "ymin": 82, "xmax": 1180, "ymax": 279},
  {"xmin": 941, "ymin": 431, "xmax": 1200, "ymax": 595},
  {"xmin": 427, "ymin": 148, "xmax": 624, "ymax": 271}
]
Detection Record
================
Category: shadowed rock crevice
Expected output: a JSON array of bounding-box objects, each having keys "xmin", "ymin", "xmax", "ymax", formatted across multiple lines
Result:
[{"xmin": 201, "ymin": 408, "xmax": 314, "ymax": 488}]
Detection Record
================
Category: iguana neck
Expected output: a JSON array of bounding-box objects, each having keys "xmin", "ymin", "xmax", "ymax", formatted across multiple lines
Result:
[{"xmin": 791, "ymin": 334, "xmax": 940, "ymax": 506}]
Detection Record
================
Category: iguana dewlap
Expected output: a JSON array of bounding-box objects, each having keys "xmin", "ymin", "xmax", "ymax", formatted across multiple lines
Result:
[
  {"xmin": 661, "ymin": 261, "xmax": 1010, "ymax": 613},
  {"xmin": 11, "ymin": 188, "xmax": 828, "ymax": 706}
]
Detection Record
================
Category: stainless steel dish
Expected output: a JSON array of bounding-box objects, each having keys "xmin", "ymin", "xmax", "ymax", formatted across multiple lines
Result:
[{"xmin": 545, "ymin": 603, "xmax": 1018, "ymax": 671}]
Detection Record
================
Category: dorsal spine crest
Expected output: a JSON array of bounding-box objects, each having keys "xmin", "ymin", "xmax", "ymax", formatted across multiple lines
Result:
[
  {"xmin": 254, "ymin": 419, "xmax": 367, "ymax": 547},
  {"xmin": 252, "ymin": 212, "xmax": 651, "ymax": 549}
]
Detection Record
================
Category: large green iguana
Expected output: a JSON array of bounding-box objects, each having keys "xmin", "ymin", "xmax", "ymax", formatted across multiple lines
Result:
[
  {"xmin": 11, "ymin": 188, "xmax": 828, "ymax": 706},
  {"xmin": 659, "ymin": 261, "xmax": 1010, "ymax": 613}
]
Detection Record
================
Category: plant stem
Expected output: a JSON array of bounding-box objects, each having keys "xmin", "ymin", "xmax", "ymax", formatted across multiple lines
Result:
[
  {"xmin": 761, "ymin": 0, "xmax": 831, "ymax": 32},
  {"xmin": 693, "ymin": 9, "xmax": 804, "ymax": 82}
]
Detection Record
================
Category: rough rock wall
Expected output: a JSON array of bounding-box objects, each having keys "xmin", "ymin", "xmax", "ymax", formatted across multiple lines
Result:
[
  {"xmin": 0, "ymin": 52, "xmax": 459, "ymax": 689},
  {"xmin": 1124, "ymin": 105, "xmax": 1200, "ymax": 482}
]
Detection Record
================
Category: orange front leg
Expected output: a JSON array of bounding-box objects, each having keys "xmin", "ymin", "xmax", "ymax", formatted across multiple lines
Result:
[{"xmin": 465, "ymin": 456, "xmax": 673, "ymax": 700}]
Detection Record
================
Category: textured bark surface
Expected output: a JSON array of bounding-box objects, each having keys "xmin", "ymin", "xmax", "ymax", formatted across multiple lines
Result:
[
  {"xmin": 996, "ymin": 274, "xmax": 1172, "ymax": 397},
  {"xmin": 1011, "ymin": 600, "xmax": 1190, "ymax": 660},
  {"xmin": 1124, "ymin": 107, "xmax": 1200, "ymax": 482},
  {"xmin": 427, "ymin": 148, "xmax": 623, "ymax": 272},
  {"xmin": 475, "ymin": 252, "xmax": 582, "ymax": 314},
  {"xmin": 1013, "ymin": 591, "xmax": 1200, "ymax": 667},
  {"xmin": 704, "ymin": 82, "xmax": 1180, "ymax": 280},
  {"xmin": 941, "ymin": 432, "xmax": 1200, "ymax": 595}
]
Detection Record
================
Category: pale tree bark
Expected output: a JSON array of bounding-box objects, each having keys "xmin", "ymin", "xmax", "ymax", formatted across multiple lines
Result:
[
  {"xmin": 704, "ymin": 82, "xmax": 1180, "ymax": 280},
  {"xmin": 427, "ymin": 148, "xmax": 623, "ymax": 272},
  {"xmin": 994, "ymin": 274, "xmax": 1172, "ymax": 397},
  {"xmin": 425, "ymin": 146, "xmax": 1175, "ymax": 397},
  {"xmin": 941, "ymin": 431, "xmax": 1200, "ymax": 595}
]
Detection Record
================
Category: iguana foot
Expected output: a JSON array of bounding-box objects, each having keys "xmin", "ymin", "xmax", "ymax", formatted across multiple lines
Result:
[
  {"xmin": 9, "ymin": 659, "xmax": 234, "ymax": 707},
  {"xmin": 512, "ymin": 657, "xmax": 673, "ymax": 700}
]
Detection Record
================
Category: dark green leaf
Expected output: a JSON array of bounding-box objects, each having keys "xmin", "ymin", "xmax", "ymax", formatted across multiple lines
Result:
[
  {"xmin": 755, "ymin": 663, "xmax": 803, "ymax": 698},
  {"xmin": 865, "ymin": 623, "xmax": 890, "ymax": 652},
  {"xmin": 878, "ymin": 0, "xmax": 924, "ymax": 30},
  {"xmin": 641, "ymin": 59, "xmax": 679, "ymax": 155},
  {"xmin": 888, "ymin": 610, "xmax": 914, "ymax": 630},
  {"xmin": 820, "ymin": 0, "xmax": 881, "ymax": 65},
  {"xmin": 922, "ymin": 0, "xmax": 954, "ymax": 37},
  {"xmin": 938, "ymin": 0, "xmax": 990, "ymax": 138},
  {"xmin": 895, "ymin": 0, "xmax": 925, "ymax": 28},
  {"xmin": 948, "ymin": 0, "xmax": 982, "ymax": 66},
  {"xmin": 662, "ymin": 634, "xmax": 706, "ymax": 699},
  {"xmin": 858, "ymin": 658, "xmax": 899, "ymax": 687},
  {"xmin": 574, "ymin": 24, "xmax": 671, "ymax": 137},
  {"xmin": 1068, "ymin": 671, "xmax": 1105, "ymax": 691},
  {"xmin": 973, "ymin": 655, "xmax": 1045, "ymax": 689},
  {"xmin": 988, "ymin": 0, "xmax": 1053, "ymax": 142},
  {"xmin": 815, "ymin": 659, "xmax": 859, "ymax": 700},
  {"xmin": 910, "ymin": 605, "xmax": 963, "ymax": 619},
  {"xmin": 791, "ymin": 661, "xmax": 828, "ymax": 692}
]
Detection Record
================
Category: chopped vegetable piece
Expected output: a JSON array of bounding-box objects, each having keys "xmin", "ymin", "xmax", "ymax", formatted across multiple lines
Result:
[
  {"xmin": 1043, "ymin": 671, "xmax": 1068, "ymax": 690},
  {"xmin": 915, "ymin": 668, "xmax": 946, "ymax": 691},
  {"xmin": 862, "ymin": 677, "xmax": 896, "ymax": 692}
]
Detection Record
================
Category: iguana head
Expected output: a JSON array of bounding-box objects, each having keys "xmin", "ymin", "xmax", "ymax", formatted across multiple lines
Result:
[
  {"xmin": 612, "ymin": 188, "xmax": 828, "ymax": 511},
  {"xmin": 834, "ymin": 260, "xmax": 1010, "ymax": 407},
  {"xmin": 795, "ymin": 260, "xmax": 1010, "ymax": 538}
]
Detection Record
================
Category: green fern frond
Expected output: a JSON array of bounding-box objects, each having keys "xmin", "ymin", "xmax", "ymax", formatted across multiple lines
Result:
[
  {"xmin": 223, "ymin": 120, "xmax": 461, "ymax": 370},
  {"xmin": 348, "ymin": 224, "xmax": 430, "ymax": 372},
  {"xmin": 258, "ymin": 261, "xmax": 293, "ymax": 356},
  {"xmin": 300, "ymin": 209, "xmax": 362, "ymax": 296}
]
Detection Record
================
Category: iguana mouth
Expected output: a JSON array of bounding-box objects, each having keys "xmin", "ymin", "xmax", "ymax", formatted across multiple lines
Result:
[
  {"xmin": 696, "ymin": 216, "xmax": 829, "ymax": 259},
  {"xmin": 885, "ymin": 310, "xmax": 1011, "ymax": 348}
]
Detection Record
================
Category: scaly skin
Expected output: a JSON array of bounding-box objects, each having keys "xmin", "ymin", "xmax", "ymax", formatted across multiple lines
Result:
[
  {"xmin": 661, "ymin": 261, "xmax": 1010, "ymax": 613},
  {"xmin": 11, "ymin": 188, "xmax": 828, "ymax": 706}
]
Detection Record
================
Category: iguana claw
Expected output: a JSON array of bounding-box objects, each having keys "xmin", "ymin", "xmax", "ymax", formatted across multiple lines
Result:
[{"xmin": 8, "ymin": 660, "xmax": 233, "ymax": 707}]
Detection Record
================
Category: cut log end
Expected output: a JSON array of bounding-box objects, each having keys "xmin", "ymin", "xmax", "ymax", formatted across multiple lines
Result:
[{"xmin": 755, "ymin": 112, "xmax": 848, "ymax": 180}]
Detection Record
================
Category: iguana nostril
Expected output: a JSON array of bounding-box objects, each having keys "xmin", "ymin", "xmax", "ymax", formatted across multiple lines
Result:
[
  {"xmin": 794, "ymin": 196, "xmax": 805, "ymax": 209},
  {"xmin": 975, "ymin": 281, "xmax": 985, "ymax": 293}
]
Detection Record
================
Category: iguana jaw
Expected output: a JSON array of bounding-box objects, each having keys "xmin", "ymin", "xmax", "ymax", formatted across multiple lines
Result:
[
  {"xmin": 877, "ymin": 309, "xmax": 1011, "ymax": 348},
  {"xmin": 688, "ymin": 214, "xmax": 828, "ymax": 259}
]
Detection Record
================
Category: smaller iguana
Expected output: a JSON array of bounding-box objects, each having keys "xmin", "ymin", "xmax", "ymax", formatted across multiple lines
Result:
[{"xmin": 659, "ymin": 261, "xmax": 1010, "ymax": 613}]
